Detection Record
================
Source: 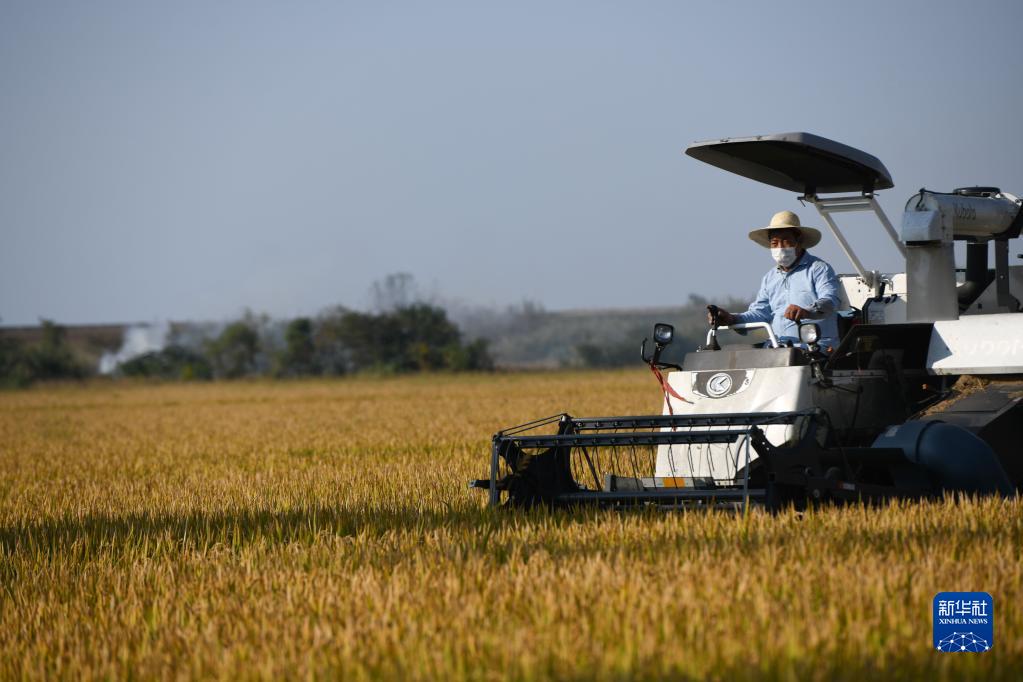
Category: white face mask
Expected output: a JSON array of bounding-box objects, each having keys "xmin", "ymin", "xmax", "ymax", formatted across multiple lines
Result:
[{"xmin": 771, "ymin": 247, "xmax": 798, "ymax": 267}]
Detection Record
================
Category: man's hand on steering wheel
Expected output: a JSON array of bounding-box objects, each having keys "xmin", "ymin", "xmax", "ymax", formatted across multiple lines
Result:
[{"xmin": 783, "ymin": 304, "xmax": 813, "ymax": 322}]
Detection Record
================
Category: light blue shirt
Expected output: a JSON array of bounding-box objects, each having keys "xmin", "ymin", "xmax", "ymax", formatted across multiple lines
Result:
[{"xmin": 734, "ymin": 251, "xmax": 842, "ymax": 350}]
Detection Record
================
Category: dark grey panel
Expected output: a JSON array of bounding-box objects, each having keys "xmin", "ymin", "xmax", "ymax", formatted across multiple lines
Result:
[
  {"xmin": 685, "ymin": 132, "xmax": 894, "ymax": 195},
  {"xmin": 942, "ymin": 387, "xmax": 1021, "ymax": 414},
  {"xmin": 826, "ymin": 323, "xmax": 934, "ymax": 371},
  {"xmin": 682, "ymin": 347, "xmax": 808, "ymax": 371}
]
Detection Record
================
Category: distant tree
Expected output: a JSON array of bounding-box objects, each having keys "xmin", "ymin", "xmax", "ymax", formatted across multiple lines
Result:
[
  {"xmin": 443, "ymin": 337, "xmax": 494, "ymax": 371},
  {"xmin": 119, "ymin": 346, "xmax": 213, "ymax": 380},
  {"xmin": 391, "ymin": 303, "xmax": 462, "ymax": 370},
  {"xmin": 0, "ymin": 337, "xmax": 33, "ymax": 387},
  {"xmin": 332, "ymin": 310, "xmax": 392, "ymax": 370},
  {"xmin": 0, "ymin": 320, "xmax": 90, "ymax": 386},
  {"xmin": 276, "ymin": 317, "xmax": 319, "ymax": 377},
  {"xmin": 26, "ymin": 320, "xmax": 89, "ymax": 380},
  {"xmin": 206, "ymin": 320, "xmax": 260, "ymax": 378},
  {"xmin": 574, "ymin": 342, "xmax": 611, "ymax": 368},
  {"xmin": 371, "ymin": 272, "xmax": 418, "ymax": 312},
  {"xmin": 312, "ymin": 307, "xmax": 352, "ymax": 375},
  {"xmin": 573, "ymin": 340, "xmax": 641, "ymax": 368},
  {"xmin": 320, "ymin": 302, "xmax": 491, "ymax": 373}
]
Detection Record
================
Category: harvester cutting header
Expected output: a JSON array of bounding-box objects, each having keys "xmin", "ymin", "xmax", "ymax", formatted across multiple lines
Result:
[{"xmin": 472, "ymin": 132, "xmax": 1023, "ymax": 509}]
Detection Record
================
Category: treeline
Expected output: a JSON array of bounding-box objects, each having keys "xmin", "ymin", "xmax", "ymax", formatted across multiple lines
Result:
[
  {"xmin": 0, "ymin": 302, "xmax": 493, "ymax": 386},
  {"xmin": 125, "ymin": 302, "xmax": 493, "ymax": 381},
  {"xmin": 0, "ymin": 321, "xmax": 91, "ymax": 387}
]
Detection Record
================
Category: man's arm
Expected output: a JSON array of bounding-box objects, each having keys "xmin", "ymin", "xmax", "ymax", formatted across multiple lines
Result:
[
  {"xmin": 782, "ymin": 261, "xmax": 843, "ymax": 322},
  {"xmin": 733, "ymin": 275, "xmax": 772, "ymax": 324},
  {"xmin": 809, "ymin": 260, "xmax": 842, "ymax": 316}
]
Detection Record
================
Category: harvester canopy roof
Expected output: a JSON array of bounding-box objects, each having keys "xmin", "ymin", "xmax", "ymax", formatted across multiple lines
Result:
[{"xmin": 685, "ymin": 132, "xmax": 894, "ymax": 195}]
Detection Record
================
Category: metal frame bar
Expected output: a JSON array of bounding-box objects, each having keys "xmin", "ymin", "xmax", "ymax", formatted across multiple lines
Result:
[
  {"xmin": 994, "ymin": 239, "xmax": 1015, "ymax": 310},
  {"xmin": 507, "ymin": 430, "xmax": 749, "ymax": 448},
  {"xmin": 867, "ymin": 196, "xmax": 906, "ymax": 258},
  {"xmin": 811, "ymin": 198, "xmax": 872, "ymax": 286},
  {"xmin": 504, "ymin": 411, "xmax": 810, "ymax": 434},
  {"xmin": 555, "ymin": 488, "xmax": 767, "ymax": 503},
  {"xmin": 488, "ymin": 439, "xmax": 501, "ymax": 506},
  {"xmin": 803, "ymin": 193, "xmax": 907, "ymax": 293},
  {"xmin": 707, "ymin": 321, "xmax": 780, "ymax": 349},
  {"xmin": 742, "ymin": 433, "xmax": 752, "ymax": 505}
]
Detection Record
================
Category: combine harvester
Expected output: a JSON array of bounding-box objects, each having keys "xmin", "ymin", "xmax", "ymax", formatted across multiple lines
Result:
[{"xmin": 472, "ymin": 132, "xmax": 1023, "ymax": 509}]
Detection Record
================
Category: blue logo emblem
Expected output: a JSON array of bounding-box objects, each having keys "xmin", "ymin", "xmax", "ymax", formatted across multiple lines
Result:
[{"xmin": 933, "ymin": 592, "xmax": 993, "ymax": 652}]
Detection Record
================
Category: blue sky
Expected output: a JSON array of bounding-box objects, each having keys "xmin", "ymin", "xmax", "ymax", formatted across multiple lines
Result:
[{"xmin": 2, "ymin": 0, "xmax": 1021, "ymax": 324}]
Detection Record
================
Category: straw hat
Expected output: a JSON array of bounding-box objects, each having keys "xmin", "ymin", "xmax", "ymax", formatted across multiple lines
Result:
[{"xmin": 748, "ymin": 210, "xmax": 822, "ymax": 249}]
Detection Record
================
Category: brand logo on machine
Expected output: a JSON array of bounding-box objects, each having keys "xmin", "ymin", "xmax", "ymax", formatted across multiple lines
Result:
[
  {"xmin": 707, "ymin": 373, "xmax": 732, "ymax": 397},
  {"xmin": 933, "ymin": 592, "xmax": 993, "ymax": 653},
  {"xmin": 953, "ymin": 202, "xmax": 977, "ymax": 221},
  {"xmin": 692, "ymin": 370, "xmax": 754, "ymax": 399}
]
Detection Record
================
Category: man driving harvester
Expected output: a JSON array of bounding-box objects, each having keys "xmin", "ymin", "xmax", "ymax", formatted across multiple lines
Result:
[{"xmin": 709, "ymin": 210, "xmax": 841, "ymax": 352}]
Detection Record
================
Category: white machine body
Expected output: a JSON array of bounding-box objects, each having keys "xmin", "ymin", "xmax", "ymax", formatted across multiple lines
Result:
[
  {"xmin": 927, "ymin": 313, "xmax": 1023, "ymax": 375},
  {"xmin": 654, "ymin": 366, "xmax": 809, "ymax": 480},
  {"xmin": 653, "ymin": 360, "xmax": 913, "ymax": 480}
]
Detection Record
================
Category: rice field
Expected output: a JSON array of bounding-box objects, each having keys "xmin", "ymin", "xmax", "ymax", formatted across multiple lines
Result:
[{"xmin": 1, "ymin": 370, "xmax": 1020, "ymax": 680}]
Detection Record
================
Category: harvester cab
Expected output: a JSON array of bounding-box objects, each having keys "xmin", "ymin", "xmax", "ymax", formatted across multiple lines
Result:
[{"xmin": 472, "ymin": 132, "xmax": 1023, "ymax": 510}]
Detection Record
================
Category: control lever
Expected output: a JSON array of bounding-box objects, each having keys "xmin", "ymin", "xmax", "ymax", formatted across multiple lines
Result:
[{"xmin": 702, "ymin": 305, "xmax": 721, "ymax": 351}]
